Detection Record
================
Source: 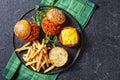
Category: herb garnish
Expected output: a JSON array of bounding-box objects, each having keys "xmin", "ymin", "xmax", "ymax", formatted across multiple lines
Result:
[
  {"xmin": 32, "ymin": 2, "xmax": 54, "ymax": 27},
  {"xmin": 32, "ymin": 5, "xmax": 46, "ymax": 27},
  {"xmin": 32, "ymin": 5, "xmax": 50, "ymax": 27},
  {"xmin": 45, "ymin": 34, "xmax": 58, "ymax": 47}
]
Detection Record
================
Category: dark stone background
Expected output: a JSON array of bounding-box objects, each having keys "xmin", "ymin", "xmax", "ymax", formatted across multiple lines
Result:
[{"xmin": 0, "ymin": 0, "xmax": 120, "ymax": 80}]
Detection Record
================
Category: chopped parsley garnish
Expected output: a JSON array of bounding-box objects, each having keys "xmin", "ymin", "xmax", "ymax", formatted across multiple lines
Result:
[{"xmin": 45, "ymin": 34, "xmax": 58, "ymax": 47}]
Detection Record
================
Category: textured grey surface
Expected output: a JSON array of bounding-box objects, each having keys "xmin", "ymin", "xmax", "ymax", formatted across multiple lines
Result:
[{"xmin": 0, "ymin": 0, "xmax": 120, "ymax": 80}]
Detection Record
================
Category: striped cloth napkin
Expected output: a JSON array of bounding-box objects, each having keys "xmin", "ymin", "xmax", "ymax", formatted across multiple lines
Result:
[{"xmin": 2, "ymin": 0, "xmax": 95, "ymax": 80}]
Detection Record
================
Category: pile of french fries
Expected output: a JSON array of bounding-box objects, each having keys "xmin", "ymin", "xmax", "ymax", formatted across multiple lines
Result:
[{"xmin": 15, "ymin": 39, "xmax": 55, "ymax": 73}]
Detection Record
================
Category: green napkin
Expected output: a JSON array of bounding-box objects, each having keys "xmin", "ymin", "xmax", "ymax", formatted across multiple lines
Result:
[
  {"xmin": 2, "ymin": 0, "xmax": 95, "ymax": 80},
  {"xmin": 2, "ymin": 52, "xmax": 58, "ymax": 80}
]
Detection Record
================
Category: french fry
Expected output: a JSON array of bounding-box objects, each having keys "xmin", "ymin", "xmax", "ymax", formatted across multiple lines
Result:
[
  {"xmin": 42, "ymin": 39, "xmax": 45, "ymax": 44},
  {"xmin": 23, "ymin": 56, "xmax": 27, "ymax": 61},
  {"xmin": 31, "ymin": 66, "xmax": 37, "ymax": 71},
  {"xmin": 26, "ymin": 47, "xmax": 35, "ymax": 62},
  {"xmin": 35, "ymin": 40, "xmax": 41, "ymax": 49},
  {"xmin": 32, "ymin": 42, "xmax": 36, "ymax": 49},
  {"xmin": 15, "ymin": 42, "xmax": 31, "ymax": 53},
  {"xmin": 44, "ymin": 55, "xmax": 49, "ymax": 67},
  {"xmin": 25, "ymin": 60, "xmax": 37, "ymax": 66},
  {"xmin": 44, "ymin": 65, "xmax": 55, "ymax": 73},
  {"xmin": 38, "ymin": 59, "xmax": 46, "ymax": 71},
  {"xmin": 40, "ymin": 61, "xmax": 46, "ymax": 70},
  {"xmin": 33, "ymin": 41, "xmax": 38, "ymax": 48},
  {"xmin": 43, "ymin": 49, "xmax": 51, "ymax": 64},
  {"xmin": 23, "ymin": 54, "xmax": 27, "ymax": 57},
  {"xmin": 43, "ymin": 48, "xmax": 47, "ymax": 54},
  {"xmin": 30, "ymin": 45, "xmax": 43, "ymax": 59},
  {"xmin": 22, "ymin": 42, "xmax": 31, "ymax": 48},
  {"xmin": 30, "ymin": 62, "xmax": 35, "ymax": 67},
  {"xmin": 36, "ymin": 51, "xmax": 43, "ymax": 72},
  {"xmin": 41, "ymin": 61, "xmax": 46, "ymax": 67},
  {"xmin": 26, "ymin": 47, "xmax": 31, "ymax": 58},
  {"xmin": 15, "ymin": 47, "xmax": 29, "ymax": 52}
]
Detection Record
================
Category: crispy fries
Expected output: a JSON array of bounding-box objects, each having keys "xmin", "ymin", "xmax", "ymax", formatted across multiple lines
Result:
[
  {"xmin": 15, "ymin": 39, "xmax": 54, "ymax": 73},
  {"xmin": 44, "ymin": 65, "xmax": 55, "ymax": 73},
  {"xmin": 25, "ymin": 60, "xmax": 37, "ymax": 66},
  {"xmin": 22, "ymin": 42, "xmax": 31, "ymax": 48},
  {"xmin": 15, "ymin": 47, "xmax": 29, "ymax": 52}
]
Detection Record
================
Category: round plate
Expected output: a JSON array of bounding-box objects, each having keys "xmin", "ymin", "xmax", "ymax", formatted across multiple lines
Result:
[{"xmin": 13, "ymin": 6, "xmax": 83, "ymax": 74}]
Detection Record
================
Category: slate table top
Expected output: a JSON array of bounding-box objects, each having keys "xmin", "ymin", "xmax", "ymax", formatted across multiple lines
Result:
[{"xmin": 0, "ymin": 0, "xmax": 120, "ymax": 80}]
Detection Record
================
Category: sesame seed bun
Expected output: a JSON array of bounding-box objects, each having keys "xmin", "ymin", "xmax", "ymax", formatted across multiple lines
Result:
[{"xmin": 46, "ymin": 8, "xmax": 66, "ymax": 24}]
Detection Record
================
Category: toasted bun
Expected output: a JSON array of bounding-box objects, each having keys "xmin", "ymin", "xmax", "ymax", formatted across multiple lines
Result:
[
  {"xmin": 49, "ymin": 47, "xmax": 68, "ymax": 67},
  {"xmin": 59, "ymin": 27, "xmax": 79, "ymax": 47},
  {"xmin": 46, "ymin": 8, "xmax": 66, "ymax": 24},
  {"xmin": 14, "ymin": 19, "xmax": 40, "ymax": 42},
  {"xmin": 25, "ymin": 22, "xmax": 40, "ymax": 42},
  {"xmin": 14, "ymin": 19, "xmax": 31, "ymax": 40},
  {"xmin": 41, "ymin": 17, "xmax": 61, "ymax": 35}
]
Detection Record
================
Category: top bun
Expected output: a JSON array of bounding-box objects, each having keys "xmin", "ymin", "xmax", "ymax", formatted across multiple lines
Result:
[
  {"xmin": 46, "ymin": 8, "xmax": 66, "ymax": 24},
  {"xmin": 49, "ymin": 47, "xmax": 68, "ymax": 67},
  {"xmin": 14, "ymin": 19, "xmax": 31, "ymax": 40}
]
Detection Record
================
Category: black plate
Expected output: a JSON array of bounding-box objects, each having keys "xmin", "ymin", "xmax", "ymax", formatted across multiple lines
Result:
[{"xmin": 13, "ymin": 6, "xmax": 83, "ymax": 74}]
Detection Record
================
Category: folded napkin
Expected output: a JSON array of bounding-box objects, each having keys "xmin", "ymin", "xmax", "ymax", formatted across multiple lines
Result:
[{"xmin": 2, "ymin": 0, "xmax": 95, "ymax": 80}]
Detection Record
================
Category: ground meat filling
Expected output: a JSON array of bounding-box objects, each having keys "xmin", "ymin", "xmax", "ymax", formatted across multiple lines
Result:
[
  {"xmin": 25, "ymin": 22, "xmax": 40, "ymax": 42},
  {"xmin": 41, "ymin": 17, "xmax": 61, "ymax": 36}
]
